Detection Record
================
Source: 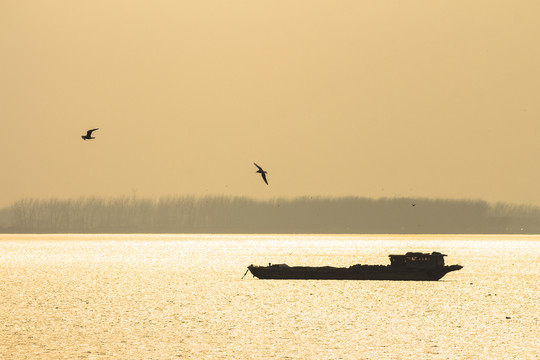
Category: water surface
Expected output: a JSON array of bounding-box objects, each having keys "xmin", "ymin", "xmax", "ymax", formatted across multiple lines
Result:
[{"xmin": 0, "ymin": 234, "xmax": 538, "ymax": 359}]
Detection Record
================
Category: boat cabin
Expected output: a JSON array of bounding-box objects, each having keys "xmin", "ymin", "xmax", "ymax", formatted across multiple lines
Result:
[{"xmin": 389, "ymin": 252, "xmax": 446, "ymax": 269}]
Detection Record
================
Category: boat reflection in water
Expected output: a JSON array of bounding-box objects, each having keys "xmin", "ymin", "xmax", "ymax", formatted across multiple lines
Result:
[{"xmin": 247, "ymin": 252, "xmax": 463, "ymax": 281}]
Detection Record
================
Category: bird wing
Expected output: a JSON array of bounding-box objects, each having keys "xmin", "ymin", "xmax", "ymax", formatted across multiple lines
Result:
[
  {"xmin": 254, "ymin": 162, "xmax": 263, "ymax": 171},
  {"xmin": 261, "ymin": 172, "xmax": 268, "ymax": 185},
  {"xmin": 87, "ymin": 128, "xmax": 99, "ymax": 136}
]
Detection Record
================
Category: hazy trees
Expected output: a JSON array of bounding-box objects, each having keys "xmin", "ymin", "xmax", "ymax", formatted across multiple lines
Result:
[{"xmin": 2, "ymin": 196, "xmax": 540, "ymax": 233}]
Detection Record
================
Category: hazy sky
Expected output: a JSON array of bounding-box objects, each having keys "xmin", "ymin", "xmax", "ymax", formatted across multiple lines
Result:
[{"xmin": 1, "ymin": 1, "xmax": 539, "ymax": 208}]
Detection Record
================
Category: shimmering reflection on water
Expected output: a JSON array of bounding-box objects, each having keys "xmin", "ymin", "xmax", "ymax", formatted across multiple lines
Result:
[{"xmin": 0, "ymin": 234, "xmax": 538, "ymax": 359}]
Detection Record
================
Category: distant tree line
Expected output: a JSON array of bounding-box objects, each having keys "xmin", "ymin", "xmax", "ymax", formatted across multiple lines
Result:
[{"xmin": 1, "ymin": 196, "xmax": 540, "ymax": 234}]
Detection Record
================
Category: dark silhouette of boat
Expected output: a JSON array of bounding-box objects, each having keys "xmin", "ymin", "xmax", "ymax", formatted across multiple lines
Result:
[{"xmin": 247, "ymin": 252, "xmax": 462, "ymax": 281}]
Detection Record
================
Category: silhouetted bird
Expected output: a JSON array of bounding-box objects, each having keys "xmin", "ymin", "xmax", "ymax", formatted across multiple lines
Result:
[
  {"xmin": 81, "ymin": 128, "xmax": 99, "ymax": 140},
  {"xmin": 254, "ymin": 163, "xmax": 268, "ymax": 185},
  {"xmin": 411, "ymin": 204, "xmax": 416, "ymax": 207}
]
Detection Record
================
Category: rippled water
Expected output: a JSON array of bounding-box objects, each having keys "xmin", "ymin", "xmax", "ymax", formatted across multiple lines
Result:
[{"xmin": 0, "ymin": 234, "xmax": 538, "ymax": 359}]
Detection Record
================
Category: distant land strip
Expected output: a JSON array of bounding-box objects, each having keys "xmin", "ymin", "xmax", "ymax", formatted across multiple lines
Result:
[{"xmin": 0, "ymin": 196, "xmax": 539, "ymax": 234}]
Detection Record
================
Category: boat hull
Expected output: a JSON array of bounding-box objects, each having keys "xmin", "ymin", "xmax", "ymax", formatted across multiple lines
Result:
[{"xmin": 247, "ymin": 264, "xmax": 463, "ymax": 281}]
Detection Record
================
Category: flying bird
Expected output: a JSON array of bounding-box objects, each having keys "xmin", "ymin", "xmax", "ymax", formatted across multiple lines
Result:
[
  {"xmin": 254, "ymin": 163, "xmax": 268, "ymax": 185},
  {"xmin": 81, "ymin": 128, "xmax": 99, "ymax": 140}
]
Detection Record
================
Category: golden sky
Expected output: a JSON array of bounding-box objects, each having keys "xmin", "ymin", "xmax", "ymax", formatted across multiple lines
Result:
[{"xmin": 1, "ymin": 1, "xmax": 539, "ymax": 207}]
